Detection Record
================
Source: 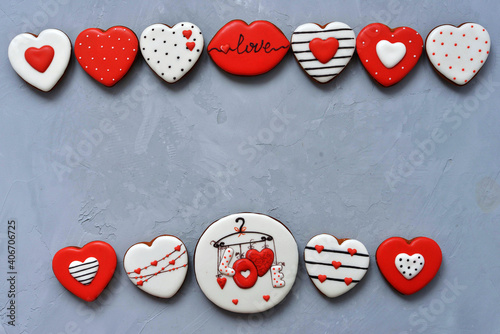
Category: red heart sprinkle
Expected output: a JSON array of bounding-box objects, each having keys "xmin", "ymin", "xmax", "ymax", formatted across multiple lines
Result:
[
  {"xmin": 136, "ymin": 280, "xmax": 143, "ymax": 286},
  {"xmin": 232, "ymin": 299, "xmax": 238, "ymax": 305},
  {"xmin": 318, "ymin": 275, "xmax": 327, "ymax": 283},
  {"xmin": 134, "ymin": 268, "xmax": 141, "ymax": 274},
  {"xmin": 263, "ymin": 295, "xmax": 270, "ymax": 302},
  {"xmin": 221, "ymin": 44, "xmax": 230, "ymax": 53},
  {"xmin": 175, "ymin": 245, "xmax": 181, "ymax": 252},
  {"xmin": 169, "ymin": 260, "xmax": 175, "ymax": 265},
  {"xmin": 186, "ymin": 42, "xmax": 195, "ymax": 51},
  {"xmin": 315, "ymin": 245, "xmax": 324, "ymax": 253},
  {"xmin": 344, "ymin": 277, "xmax": 353, "ymax": 286},
  {"xmin": 182, "ymin": 30, "xmax": 192, "ymax": 39},
  {"xmin": 348, "ymin": 248, "xmax": 357, "ymax": 256},
  {"xmin": 332, "ymin": 261, "xmax": 342, "ymax": 269},
  {"xmin": 217, "ymin": 277, "xmax": 227, "ymax": 289}
]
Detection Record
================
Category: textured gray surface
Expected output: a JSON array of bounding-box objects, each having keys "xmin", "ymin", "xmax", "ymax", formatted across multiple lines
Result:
[{"xmin": 1, "ymin": 0, "xmax": 500, "ymax": 333}]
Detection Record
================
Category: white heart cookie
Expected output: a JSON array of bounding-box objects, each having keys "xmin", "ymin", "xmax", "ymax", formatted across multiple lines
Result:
[
  {"xmin": 8, "ymin": 29, "xmax": 71, "ymax": 92},
  {"xmin": 291, "ymin": 22, "xmax": 356, "ymax": 83},
  {"xmin": 426, "ymin": 23, "xmax": 490, "ymax": 85},
  {"xmin": 123, "ymin": 235, "xmax": 188, "ymax": 298},
  {"xmin": 376, "ymin": 40, "xmax": 406, "ymax": 68},
  {"xmin": 395, "ymin": 253, "xmax": 425, "ymax": 280},
  {"xmin": 304, "ymin": 234, "xmax": 369, "ymax": 298},
  {"xmin": 69, "ymin": 257, "xmax": 99, "ymax": 285},
  {"xmin": 140, "ymin": 22, "xmax": 204, "ymax": 83}
]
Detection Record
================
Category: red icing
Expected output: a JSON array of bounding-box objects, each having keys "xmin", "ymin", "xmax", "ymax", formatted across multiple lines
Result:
[
  {"xmin": 356, "ymin": 23, "xmax": 423, "ymax": 86},
  {"xmin": 175, "ymin": 245, "xmax": 181, "ymax": 251},
  {"xmin": 309, "ymin": 37, "xmax": 339, "ymax": 64},
  {"xmin": 246, "ymin": 248, "xmax": 274, "ymax": 276},
  {"xmin": 186, "ymin": 42, "xmax": 195, "ymax": 51},
  {"xmin": 332, "ymin": 261, "xmax": 342, "ymax": 269},
  {"xmin": 169, "ymin": 260, "xmax": 175, "ymax": 265},
  {"xmin": 182, "ymin": 30, "xmax": 192, "ymax": 39},
  {"xmin": 376, "ymin": 237, "xmax": 442, "ymax": 295},
  {"xmin": 232, "ymin": 299, "xmax": 238, "ymax": 305},
  {"xmin": 150, "ymin": 260, "xmax": 158, "ymax": 266},
  {"xmin": 318, "ymin": 274, "xmax": 327, "ymax": 283},
  {"xmin": 347, "ymin": 248, "xmax": 357, "ymax": 256},
  {"xmin": 232, "ymin": 258, "xmax": 258, "ymax": 289},
  {"xmin": 217, "ymin": 277, "xmax": 227, "ymax": 289},
  {"xmin": 344, "ymin": 277, "xmax": 353, "ymax": 286},
  {"xmin": 74, "ymin": 26, "xmax": 138, "ymax": 87},
  {"xmin": 207, "ymin": 20, "xmax": 290, "ymax": 76},
  {"xmin": 134, "ymin": 268, "xmax": 141, "ymax": 274},
  {"xmin": 263, "ymin": 295, "xmax": 270, "ymax": 302},
  {"xmin": 52, "ymin": 241, "xmax": 116, "ymax": 302},
  {"xmin": 137, "ymin": 280, "xmax": 143, "ymax": 286},
  {"xmin": 314, "ymin": 245, "xmax": 324, "ymax": 253},
  {"xmin": 24, "ymin": 45, "xmax": 54, "ymax": 73}
]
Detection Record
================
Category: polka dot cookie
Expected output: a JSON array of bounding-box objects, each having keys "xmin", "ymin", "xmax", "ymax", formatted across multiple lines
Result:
[
  {"xmin": 426, "ymin": 23, "xmax": 490, "ymax": 85},
  {"xmin": 356, "ymin": 23, "xmax": 423, "ymax": 87},
  {"xmin": 74, "ymin": 26, "xmax": 138, "ymax": 87},
  {"xmin": 140, "ymin": 22, "xmax": 204, "ymax": 83}
]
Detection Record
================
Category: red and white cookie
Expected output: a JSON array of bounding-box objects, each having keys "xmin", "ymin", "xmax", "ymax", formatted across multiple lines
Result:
[
  {"xmin": 304, "ymin": 234, "xmax": 369, "ymax": 298},
  {"xmin": 356, "ymin": 23, "xmax": 423, "ymax": 86},
  {"xmin": 75, "ymin": 26, "xmax": 138, "ymax": 87},
  {"xmin": 8, "ymin": 29, "xmax": 71, "ymax": 92},
  {"xmin": 140, "ymin": 22, "xmax": 203, "ymax": 83},
  {"xmin": 376, "ymin": 237, "xmax": 442, "ymax": 295},
  {"xmin": 426, "ymin": 23, "xmax": 490, "ymax": 85},
  {"xmin": 207, "ymin": 20, "xmax": 290, "ymax": 76},
  {"xmin": 52, "ymin": 241, "xmax": 117, "ymax": 302},
  {"xmin": 291, "ymin": 22, "xmax": 356, "ymax": 83},
  {"xmin": 123, "ymin": 235, "xmax": 188, "ymax": 298}
]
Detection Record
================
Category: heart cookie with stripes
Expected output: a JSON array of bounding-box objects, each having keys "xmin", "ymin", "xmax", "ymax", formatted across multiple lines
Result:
[
  {"xmin": 291, "ymin": 22, "xmax": 356, "ymax": 83},
  {"xmin": 304, "ymin": 234, "xmax": 369, "ymax": 298}
]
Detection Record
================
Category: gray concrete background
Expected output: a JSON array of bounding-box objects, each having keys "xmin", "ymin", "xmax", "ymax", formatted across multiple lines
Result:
[{"xmin": 1, "ymin": 0, "xmax": 499, "ymax": 333}]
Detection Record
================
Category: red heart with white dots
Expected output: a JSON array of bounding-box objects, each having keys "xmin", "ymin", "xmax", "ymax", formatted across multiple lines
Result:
[
  {"xmin": 75, "ymin": 26, "xmax": 138, "ymax": 87},
  {"xmin": 356, "ymin": 23, "xmax": 423, "ymax": 87}
]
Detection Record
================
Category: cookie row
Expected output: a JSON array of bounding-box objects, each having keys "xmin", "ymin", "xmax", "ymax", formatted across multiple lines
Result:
[
  {"xmin": 9, "ymin": 21, "xmax": 490, "ymax": 91},
  {"xmin": 52, "ymin": 212, "xmax": 442, "ymax": 314}
]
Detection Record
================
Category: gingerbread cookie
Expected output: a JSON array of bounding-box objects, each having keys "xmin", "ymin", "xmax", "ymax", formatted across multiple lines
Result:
[
  {"xmin": 140, "ymin": 22, "xmax": 204, "ymax": 83},
  {"xmin": 207, "ymin": 20, "xmax": 290, "ymax": 76},
  {"xmin": 356, "ymin": 23, "xmax": 423, "ymax": 86},
  {"xmin": 425, "ymin": 23, "xmax": 490, "ymax": 85},
  {"xmin": 8, "ymin": 29, "xmax": 71, "ymax": 92},
  {"xmin": 194, "ymin": 213, "xmax": 298, "ymax": 313},
  {"xmin": 74, "ymin": 26, "xmax": 138, "ymax": 86},
  {"xmin": 291, "ymin": 22, "xmax": 356, "ymax": 83},
  {"xmin": 123, "ymin": 235, "xmax": 188, "ymax": 298},
  {"xmin": 52, "ymin": 241, "xmax": 117, "ymax": 302},
  {"xmin": 304, "ymin": 234, "xmax": 369, "ymax": 298},
  {"xmin": 376, "ymin": 237, "xmax": 442, "ymax": 295}
]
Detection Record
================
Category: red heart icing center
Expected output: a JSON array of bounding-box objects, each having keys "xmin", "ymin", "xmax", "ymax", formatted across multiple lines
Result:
[
  {"xmin": 25, "ymin": 45, "xmax": 54, "ymax": 73},
  {"xmin": 309, "ymin": 37, "xmax": 339, "ymax": 64}
]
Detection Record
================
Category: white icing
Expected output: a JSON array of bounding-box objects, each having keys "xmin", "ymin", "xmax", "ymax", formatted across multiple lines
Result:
[
  {"xmin": 194, "ymin": 213, "xmax": 298, "ymax": 314},
  {"xmin": 69, "ymin": 257, "xmax": 99, "ymax": 285},
  {"xmin": 395, "ymin": 253, "xmax": 424, "ymax": 280},
  {"xmin": 123, "ymin": 235, "xmax": 188, "ymax": 298},
  {"xmin": 291, "ymin": 22, "xmax": 356, "ymax": 83},
  {"xmin": 218, "ymin": 247, "xmax": 236, "ymax": 276},
  {"xmin": 8, "ymin": 29, "xmax": 71, "ymax": 91},
  {"xmin": 426, "ymin": 23, "xmax": 490, "ymax": 85},
  {"xmin": 271, "ymin": 265, "xmax": 285, "ymax": 288},
  {"xmin": 140, "ymin": 22, "xmax": 204, "ymax": 83},
  {"xmin": 376, "ymin": 40, "xmax": 406, "ymax": 68},
  {"xmin": 304, "ymin": 234, "xmax": 369, "ymax": 298}
]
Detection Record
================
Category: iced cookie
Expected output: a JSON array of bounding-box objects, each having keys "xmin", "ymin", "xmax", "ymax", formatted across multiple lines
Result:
[
  {"xmin": 74, "ymin": 26, "xmax": 138, "ymax": 86},
  {"xmin": 426, "ymin": 23, "xmax": 490, "ymax": 85},
  {"xmin": 194, "ymin": 213, "xmax": 298, "ymax": 313},
  {"xmin": 123, "ymin": 235, "xmax": 188, "ymax": 298},
  {"xmin": 376, "ymin": 237, "xmax": 442, "ymax": 295},
  {"xmin": 52, "ymin": 241, "xmax": 117, "ymax": 302},
  {"xmin": 291, "ymin": 22, "xmax": 356, "ymax": 83},
  {"xmin": 304, "ymin": 234, "xmax": 369, "ymax": 298},
  {"xmin": 140, "ymin": 22, "xmax": 204, "ymax": 83},
  {"xmin": 207, "ymin": 20, "xmax": 290, "ymax": 76},
  {"xmin": 356, "ymin": 23, "xmax": 423, "ymax": 86},
  {"xmin": 8, "ymin": 29, "xmax": 71, "ymax": 92}
]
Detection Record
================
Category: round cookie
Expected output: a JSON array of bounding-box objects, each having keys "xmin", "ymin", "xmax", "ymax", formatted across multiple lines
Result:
[
  {"xmin": 140, "ymin": 22, "xmax": 204, "ymax": 83},
  {"xmin": 123, "ymin": 235, "xmax": 188, "ymax": 298},
  {"xmin": 194, "ymin": 213, "xmax": 298, "ymax": 313},
  {"xmin": 8, "ymin": 28, "xmax": 71, "ymax": 92},
  {"xmin": 304, "ymin": 234, "xmax": 369, "ymax": 298}
]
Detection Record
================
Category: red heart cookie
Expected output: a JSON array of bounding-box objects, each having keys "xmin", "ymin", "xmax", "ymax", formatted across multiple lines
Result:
[
  {"xmin": 52, "ymin": 241, "xmax": 117, "ymax": 302},
  {"xmin": 376, "ymin": 237, "xmax": 442, "ymax": 295},
  {"xmin": 75, "ymin": 26, "xmax": 138, "ymax": 87},
  {"xmin": 207, "ymin": 20, "xmax": 290, "ymax": 76},
  {"xmin": 356, "ymin": 23, "xmax": 423, "ymax": 86},
  {"xmin": 246, "ymin": 248, "xmax": 274, "ymax": 277}
]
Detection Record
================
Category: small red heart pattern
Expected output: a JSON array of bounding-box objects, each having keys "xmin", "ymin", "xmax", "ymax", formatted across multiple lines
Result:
[
  {"xmin": 75, "ymin": 26, "xmax": 138, "ymax": 87},
  {"xmin": 376, "ymin": 237, "xmax": 442, "ymax": 295}
]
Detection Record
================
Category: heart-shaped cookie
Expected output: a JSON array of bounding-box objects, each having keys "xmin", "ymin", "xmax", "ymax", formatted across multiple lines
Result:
[
  {"xmin": 425, "ymin": 23, "xmax": 490, "ymax": 85},
  {"xmin": 376, "ymin": 237, "xmax": 442, "ymax": 295},
  {"xmin": 75, "ymin": 26, "xmax": 138, "ymax": 87},
  {"xmin": 140, "ymin": 22, "xmax": 204, "ymax": 83},
  {"xmin": 304, "ymin": 234, "xmax": 369, "ymax": 298},
  {"xmin": 52, "ymin": 241, "xmax": 116, "ymax": 302},
  {"xmin": 356, "ymin": 23, "xmax": 423, "ymax": 86},
  {"xmin": 245, "ymin": 248, "xmax": 274, "ymax": 277},
  {"xmin": 8, "ymin": 29, "xmax": 71, "ymax": 92},
  {"xmin": 123, "ymin": 235, "xmax": 188, "ymax": 298},
  {"xmin": 291, "ymin": 22, "xmax": 356, "ymax": 83}
]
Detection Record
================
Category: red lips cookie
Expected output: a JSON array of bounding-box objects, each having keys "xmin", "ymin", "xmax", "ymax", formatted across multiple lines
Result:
[
  {"xmin": 376, "ymin": 237, "xmax": 442, "ymax": 295},
  {"xmin": 75, "ymin": 26, "xmax": 138, "ymax": 87},
  {"xmin": 207, "ymin": 20, "xmax": 290, "ymax": 76},
  {"xmin": 356, "ymin": 23, "xmax": 423, "ymax": 86},
  {"xmin": 52, "ymin": 241, "xmax": 117, "ymax": 302}
]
